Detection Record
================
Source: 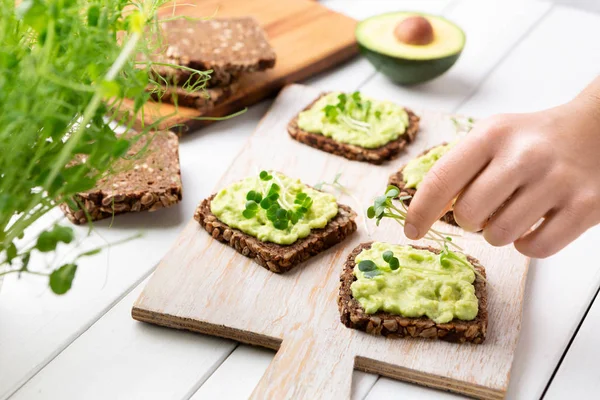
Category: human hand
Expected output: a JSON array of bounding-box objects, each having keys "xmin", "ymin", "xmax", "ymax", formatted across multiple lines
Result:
[{"xmin": 404, "ymin": 77, "xmax": 600, "ymax": 258}]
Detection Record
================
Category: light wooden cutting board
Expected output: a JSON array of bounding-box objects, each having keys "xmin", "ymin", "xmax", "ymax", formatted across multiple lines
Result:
[
  {"xmin": 132, "ymin": 84, "xmax": 530, "ymax": 399},
  {"xmin": 121, "ymin": 0, "xmax": 358, "ymax": 132}
]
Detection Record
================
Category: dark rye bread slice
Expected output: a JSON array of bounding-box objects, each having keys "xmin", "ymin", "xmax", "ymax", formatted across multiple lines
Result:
[
  {"xmin": 287, "ymin": 94, "xmax": 420, "ymax": 164},
  {"xmin": 151, "ymin": 17, "xmax": 276, "ymax": 88},
  {"xmin": 338, "ymin": 242, "xmax": 487, "ymax": 344},
  {"xmin": 149, "ymin": 82, "xmax": 239, "ymax": 112},
  {"xmin": 60, "ymin": 131, "xmax": 182, "ymax": 224},
  {"xmin": 388, "ymin": 143, "xmax": 458, "ymax": 226},
  {"xmin": 194, "ymin": 195, "xmax": 357, "ymax": 273}
]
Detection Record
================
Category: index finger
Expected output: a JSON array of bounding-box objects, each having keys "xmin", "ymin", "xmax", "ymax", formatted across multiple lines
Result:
[{"xmin": 404, "ymin": 128, "xmax": 494, "ymax": 239}]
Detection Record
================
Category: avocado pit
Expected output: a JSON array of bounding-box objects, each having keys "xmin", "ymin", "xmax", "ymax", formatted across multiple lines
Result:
[{"xmin": 394, "ymin": 16, "xmax": 434, "ymax": 46}]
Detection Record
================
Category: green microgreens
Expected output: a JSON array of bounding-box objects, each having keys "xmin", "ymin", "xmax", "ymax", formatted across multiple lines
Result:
[
  {"xmin": 322, "ymin": 92, "xmax": 372, "ymax": 135},
  {"xmin": 367, "ymin": 185, "xmax": 487, "ymax": 282},
  {"xmin": 357, "ymin": 259, "xmax": 381, "ymax": 278},
  {"xmin": 382, "ymin": 250, "xmax": 400, "ymax": 270},
  {"xmin": 242, "ymin": 171, "xmax": 314, "ymax": 231},
  {"xmin": 451, "ymin": 116, "xmax": 475, "ymax": 135},
  {"xmin": 314, "ymin": 173, "xmax": 369, "ymax": 235},
  {"xmin": 367, "ymin": 185, "xmax": 461, "ymax": 250}
]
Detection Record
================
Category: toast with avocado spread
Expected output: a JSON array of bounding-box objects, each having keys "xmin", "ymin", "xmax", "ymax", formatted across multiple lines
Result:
[
  {"xmin": 338, "ymin": 242, "xmax": 487, "ymax": 343},
  {"xmin": 194, "ymin": 172, "xmax": 357, "ymax": 273},
  {"xmin": 388, "ymin": 143, "xmax": 458, "ymax": 225},
  {"xmin": 288, "ymin": 92, "xmax": 419, "ymax": 164}
]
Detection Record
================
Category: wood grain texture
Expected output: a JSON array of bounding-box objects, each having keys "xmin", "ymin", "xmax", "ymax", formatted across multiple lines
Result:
[
  {"xmin": 132, "ymin": 84, "xmax": 530, "ymax": 399},
  {"xmin": 121, "ymin": 0, "xmax": 358, "ymax": 132}
]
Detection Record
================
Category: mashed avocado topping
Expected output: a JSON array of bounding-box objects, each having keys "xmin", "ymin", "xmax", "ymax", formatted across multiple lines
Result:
[
  {"xmin": 402, "ymin": 142, "xmax": 456, "ymax": 189},
  {"xmin": 351, "ymin": 242, "xmax": 478, "ymax": 324},
  {"xmin": 297, "ymin": 92, "xmax": 409, "ymax": 149},
  {"xmin": 210, "ymin": 172, "xmax": 338, "ymax": 245}
]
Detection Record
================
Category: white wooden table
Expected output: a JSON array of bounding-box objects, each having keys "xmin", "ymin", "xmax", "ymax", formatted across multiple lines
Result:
[{"xmin": 2, "ymin": 1, "xmax": 599, "ymax": 399}]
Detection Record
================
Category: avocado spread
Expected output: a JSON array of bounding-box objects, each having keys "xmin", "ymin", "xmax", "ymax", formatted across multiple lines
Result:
[
  {"xmin": 352, "ymin": 242, "xmax": 478, "ymax": 324},
  {"xmin": 402, "ymin": 142, "xmax": 455, "ymax": 189},
  {"xmin": 297, "ymin": 92, "xmax": 409, "ymax": 149},
  {"xmin": 210, "ymin": 173, "xmax": 338, "ymax": 245}
]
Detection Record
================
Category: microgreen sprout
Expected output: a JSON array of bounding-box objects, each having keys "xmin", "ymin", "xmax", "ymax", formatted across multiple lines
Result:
[
  {"xmin": 358, "ymin": 259, "xmax": 381, "ymax": 278},
  {"xmin": 367, "ymin": 185, "xmax": 460, "ymax": 250},
  {"xmin": 382, "ymin": 250, "xmax": 400, "ymax": 270},
  {"xmin": 322, "ymin": 92, "xmax": 373, "ymax": 135},
  {"xmin": 451, "ymin": 116, "xmax": 475, "ymax": 135},
  {"xmin": 315, "ymin": 173, "xmax": 369, "ymax": 235},
  {"xmin": 242, "ymin": 171, "xmax": 314, "ymax": 231}
]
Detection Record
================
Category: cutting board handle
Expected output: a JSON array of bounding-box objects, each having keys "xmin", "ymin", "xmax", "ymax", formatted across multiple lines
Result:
[{"xmin": 251, "ymin": 331, "xmax": 356, "ymax": 399}]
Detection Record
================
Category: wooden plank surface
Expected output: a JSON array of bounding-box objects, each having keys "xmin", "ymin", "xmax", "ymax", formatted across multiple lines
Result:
[
  {"xmin": 132, "ymin": 84, "xmax": 530, "ymax": 399},
  {"xmin": 122, "ymin": 0, "xmax": 358, "ymax": 131}
]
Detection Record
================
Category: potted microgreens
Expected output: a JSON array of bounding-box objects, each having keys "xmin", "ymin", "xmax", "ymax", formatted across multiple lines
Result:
[{"xmin": 0, "ymin": 0, "xmax": 210, "ymax": 294}]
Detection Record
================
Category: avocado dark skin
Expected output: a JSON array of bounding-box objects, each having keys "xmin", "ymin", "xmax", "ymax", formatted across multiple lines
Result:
[{"xmin": 358, "ymin": 45, "xmax": 462, "ymax": 85}]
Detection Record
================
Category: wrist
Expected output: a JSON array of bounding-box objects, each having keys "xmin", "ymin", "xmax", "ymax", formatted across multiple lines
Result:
[{"xmin": 571, "ymin": 76, "xmax": 600, "ymax": 131}]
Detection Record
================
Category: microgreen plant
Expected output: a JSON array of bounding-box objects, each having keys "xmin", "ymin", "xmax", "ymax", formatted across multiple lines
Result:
[
  {"xmin": 242, "ymin": 171, "xmax": 314, "ymax": 231},
  {"xmin": 450, "ymin": 116, "xmax": 475, "ymax": 135},
  {"xmin": 315, "ymin": 173, "xmax": 369, "ymax": 234},
  {"xmin": 367, "ymin": 185, "xmax": 459, "ymax": 249},
  {"xmin": 0, "ymin": 0, "xmax": 220, "ymax": 294},
  {"xmin": 322, "ymin": 92, "xmax": 373, "ymax": 135}
]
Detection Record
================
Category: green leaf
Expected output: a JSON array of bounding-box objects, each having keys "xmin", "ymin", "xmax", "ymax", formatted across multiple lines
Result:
[
  {"xmin": 367, "ymin": 206, "xmax": 375, "ymax": 219},
  {"xmin": 77, "ymin": 248, "xmax": 102, "ymax": 258},
  {"xmin": 276, "ymin": 208, "xmax": 288, "ymax": 220},
  {"xmin": 17, "ymin": 0, "xmax": 48, "ymax": 33},
  {"xmin": 364, "ymin": 270, "xmax": 382, "ymax": 279},
  {"xmin": 36, "ymin": 225, "xmax": 74, "ymax": 252},
  {"xmin": 242, "ymin": 209, "xmax": 256, "ymax": 219},
  {"xmin": 49, "ymin": 263, "xmax": 78, "ymax": 295},
  {"xmin": 100, "ymin": 80, "xmax": 121, "ymax": 98},
  {"xmin": 245, "ymin": 201, "xmax": 259, "ymax": 211},
  {"xmin": 259, "ymin": 171, "xmax": 272, "ymax": 181},
  {"xmin": 260, "ymin": 198, "xmax": 272, "ymax": 209},
  {"xmin": 358, "ymin": 260, "xmax": 377, "ymax": 272},
  {"xmin": 246, "ymin": 190, "xmax": 262, "ymax": 203},
  {"xmin": 6, "ymin": 242, "xmax": 17, "ymax": 264},
  {"xmin": 87, "ymin": 5, "xmax": 100, "ymax": 26},
  {"xmin": 385, "ymin": 185, "xmax": 400, "ymax": 198},
  {"xmin": 389, "ymin": 257, "xmax": 400, "ymax": 270},
  {"xmin": 382, "ymin": 250, "xmax": 393, "ymax": 263},
  {"xmin": 273, "ymin": 219, "xmax": 288, "ymax": 230}
]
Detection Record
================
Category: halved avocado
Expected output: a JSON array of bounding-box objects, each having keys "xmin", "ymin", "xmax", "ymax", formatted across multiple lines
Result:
[{"xmin": 356, "ymin": 12, "xmax": 465, "ymax": 85}]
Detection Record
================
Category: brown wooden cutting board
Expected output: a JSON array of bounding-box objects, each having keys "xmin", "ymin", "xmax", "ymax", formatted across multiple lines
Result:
[
  {"xmin": 132, "ymin": 84, "xmax": 530, "ymax": 399},
  {"xmin": 121, "ymin": 0, "xmax": 358, "ymax": 132}
]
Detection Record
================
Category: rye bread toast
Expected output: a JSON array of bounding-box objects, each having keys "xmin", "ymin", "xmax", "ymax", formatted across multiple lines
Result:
[
  {"xmin": 60, "ymin": 131, "xmax": 182, "ymax": 224},
  {"xmin": 287, "ymin": 94, "xmax": 420, "ymax": 164},
  {"xmin": 388, "ymin": 143, "xmax": 458, "ymax": 226},
  {"xmin": 338, "ymin": 242, "xmax": 487, "ymax": 344},
  {"xmin": 151, "ymin": 17, "xmax": 276, "ymax": 88},
  {"xmin": 194, "ymin": 195, "xmax": 357, "ymax": 273}
]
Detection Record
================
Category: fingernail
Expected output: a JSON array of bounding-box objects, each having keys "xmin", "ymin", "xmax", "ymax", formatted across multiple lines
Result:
[{"xmin": 404, "ymin": 223, "xmax": 418, "ymax": 240}]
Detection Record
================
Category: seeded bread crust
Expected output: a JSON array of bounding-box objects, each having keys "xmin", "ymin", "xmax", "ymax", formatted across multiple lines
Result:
[
  {"xmin": 60, "ymin": 131, "xmax": 182, "ymax": 224},
  {"xmin": 287, "ymin": 94, "xmax": 420, "ymax": 164},
  {"xmin": 338, "ymin": 242, "xmax": 487, "ymax": 344},
  {"xmin": 151, "ymin": 17, "xmax": 276, "ymax": 88},
  {"xmin": 388, "ymin": 143, "xmax": 458, "ymax": 226},
  {"xmin": 149, "ymin": 83, "xmax": 239, "ymax": 112},
  {"xmin": 194, "ymin": 195, "xmax": 357, "ymax": 273}
]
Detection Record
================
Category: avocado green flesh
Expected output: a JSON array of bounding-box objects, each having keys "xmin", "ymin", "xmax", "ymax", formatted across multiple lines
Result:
[
  {"xmin": 403, "ymin": 142, "xmax": 456, "ymax": 189},
  {"xmin": 297, "ymin": 92, "xmax": 409, "ymax": 149},
  {"xmin": 352, "ymin": 242, "xmax": 478, "ymax": 324},
  {"xmin": 356, "ymin": 12, "xmax": 465, "ymax": 85},
  {"xmin": 210, "ymin": 173, "xmax": 338, "ymax": 245}
]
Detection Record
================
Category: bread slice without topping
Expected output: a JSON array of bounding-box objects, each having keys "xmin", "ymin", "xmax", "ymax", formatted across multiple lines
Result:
[
  {"xmin": 60, "ymin": 131, "xmax": 182, "ymax": 224},
  {"xmin": 287, "ymin": 93, "xmax": 420, "ymax": 164},
  {"xmin": 150, "ymin": 17, "xmax": 276, "ymax": 88},
  {"xmin": 388, "ymin": 143, "xmax": 458, "ymax": 226},
  {"xmin": 194, "ymin": 195, "xmax": 357, "ymax": 273},
  {"xmin": 338, "ymin": 242, "xmax": 487, "ymax": 344}
]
